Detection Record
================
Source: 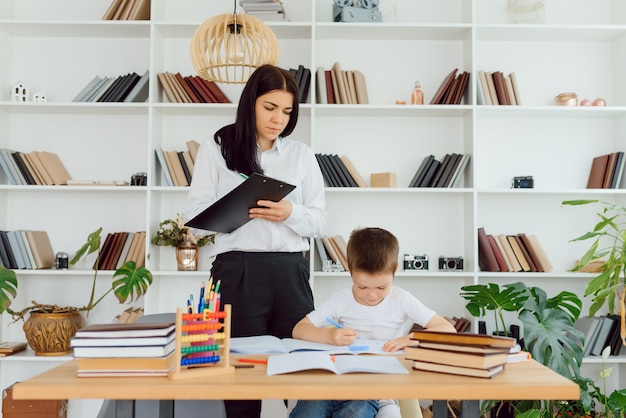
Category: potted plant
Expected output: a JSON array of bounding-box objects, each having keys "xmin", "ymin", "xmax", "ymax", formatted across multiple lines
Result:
[
  {"xmin": 0, "ymin": 227, "xmax": 153, "ymax": 355},
  {"xmin": 151, "ymin": 213, "xmax": 214, "ymax": 271},
  {"xmin": 460, "ymin": 281, "xmax": 585, "ymax": 417},
  {"xmin": 561, "ymin": 199, "xmax": 626, "ymax": 348}
]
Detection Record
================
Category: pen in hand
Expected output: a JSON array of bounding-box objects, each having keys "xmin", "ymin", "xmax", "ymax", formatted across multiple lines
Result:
[{"xmin": 326, "ymin": 317, "xmax": 343, "ymax": 329}]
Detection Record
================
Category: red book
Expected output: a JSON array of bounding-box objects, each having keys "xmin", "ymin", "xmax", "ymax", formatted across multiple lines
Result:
[
  {"xmin": 190, "ymin": 75, "xmax": 218, "ymax": 103},
  {"xmin": 199, "ymin": 79, "xmax": 230, "ymax": 103},
  {"xmin": 477, "ymin": 227, "xmax": 500, "ymax": 272},
  {"xmin": 325, "ymin": 70, "xmax": 335, "ymax": 104},
  {"xmin": 487, "ymin": 234, "xmax": 508, "ymax": 272},
  {"xmin": 174, "ymin": 73, "xmax": 201, "ymax": 103},
  {"xmin": 587, "ymin": 154, "xmax": 609, "ymax": 189},
  {"xmin": 492, "ymin": 71, "xmax": 510, "ymax": 105}
]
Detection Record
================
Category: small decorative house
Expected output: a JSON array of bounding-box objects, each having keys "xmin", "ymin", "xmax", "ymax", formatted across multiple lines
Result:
[{"xmin": 11, "ymin": 82, "xmax": 29, "ymax": 102}]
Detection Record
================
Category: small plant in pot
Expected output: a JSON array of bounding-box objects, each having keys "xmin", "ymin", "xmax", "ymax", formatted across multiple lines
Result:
[{"xmin": 0, "ymin": 227, "xmax": 153, "ymax": 356}]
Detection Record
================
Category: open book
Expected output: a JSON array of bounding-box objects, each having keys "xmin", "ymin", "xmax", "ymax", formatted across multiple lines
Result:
[
  {"xmin": 230, "ymin": 335, "xmax": 402, "ymax": 355},
  {"xmin": 266, "ymin": 352, "xmax": 409, "ymax": 376}
]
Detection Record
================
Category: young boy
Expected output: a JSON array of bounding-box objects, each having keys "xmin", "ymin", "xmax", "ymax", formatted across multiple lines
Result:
[{"xmin": 289, "ymin": 227, "xmax": 456, "ymax": 418}]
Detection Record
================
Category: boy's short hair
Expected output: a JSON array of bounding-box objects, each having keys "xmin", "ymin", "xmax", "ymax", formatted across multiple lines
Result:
[{"xmin": 346, "ymin": 227, "xmax": 399, "ymax": 275}]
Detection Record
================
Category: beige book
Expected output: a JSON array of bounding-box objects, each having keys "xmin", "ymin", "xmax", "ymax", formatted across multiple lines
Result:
[
  {"xmin": 36, "ymin": 151, "xmax": 72, "ymax": 185},
  {"xmin": 129, "ymin": 0, "xmax": 150, "ymax": 20},
  {"xmin": 102, "ymin": 0, "xmax": 124, "ymax": 20},
  {"xmin": 339, "ymin": 155, "xmax": 367, "ymax": 187},
  {"xmin": 329, "ymin": 236, "xmax": 349, "ymax": 271},
  {"xmin": 528, "ymin": 235, "xmax": 553, "ymax": 272},
  {"xmin": 345, "ymin": 70, "xmax": 357, "ymax": 104},
  {"xmin": 496, "ymin": 234, "xmax": 521, "ymax": 272},
  {"xmin": 478, "ymin": 71, "xmax": 493, "ymax": 105},
  {"xmin": 505, "ymin": 75, "xmax": 517, "ymax": 105},
  {"xmin": 115, "ymin": 232, "xmax": 135, "ymax": 269},
  {"xmin": 25, "ymin": 230, "xmax": 55, "ymax": 269},
  {"xmin": 485, "ymin": 71, "xmax": 499, "ymax": 105},
  {"xmin": 119, "ymin": 0, "xmax": 137, "ymax": 20},
  {"xmin": 165, "ymin": 150, "xmax": 188, "ymax": 186},
  {"xmin": 506, "ymin": 235, "xmax": 530, "ymax": 272},
  {"xmin": 134, "ymin": 231, "xmax": 146, "ymax": 267},
  {"xmin": 331, "ymin": 62, "xmax": 348, "ymax": 104},
  {"xmin": 509, "ymin": 72, "xmax": 522, "ymax": 106},
  {"xmin": 28, "ymin": 151, "xmax": 54, "ymax": 185},
  {"xmin": 157, "ymin": 72, "xmax": 177, "ymax": 103},
  {"xmin": 353, "ymin": 70, "xmax": 369, "ymax": 104},
  {"xmin": 332, "ymin": 235, "xmax": 350, "ymax": 272},
  {"xmin": 112, "ymin": 0, "xmax": 131, "ymax": 20},
  {"xmin": 124, "ymin": 232, "xmax": 142, "ymax": 264},
  {"xmin": 182, "ymin": 150, "xmax": 194, "ymax": 178},
  {"xmin": 186, "ymin": 140, "xmax": 201, "ymax": 163},
  {"xmin": 321, "ymin": 236, "xmax": 342, "ymax": 269}
]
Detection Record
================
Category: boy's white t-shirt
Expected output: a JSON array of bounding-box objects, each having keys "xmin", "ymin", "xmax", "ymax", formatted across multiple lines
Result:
[{"xmin": 306, "ymin": 286, "xmax": 436, "ymax": 340}]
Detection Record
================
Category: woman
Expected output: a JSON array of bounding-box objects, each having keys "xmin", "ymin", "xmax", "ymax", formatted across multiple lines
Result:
[{"xmin": 185, "ymin": 64, "xmax": 326, "ymax": 418}]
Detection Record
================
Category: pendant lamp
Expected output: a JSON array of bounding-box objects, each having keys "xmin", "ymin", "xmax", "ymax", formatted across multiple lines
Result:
[{"xmin": 190, "ymin": 0, "xmax": 280, "ymax": 84}]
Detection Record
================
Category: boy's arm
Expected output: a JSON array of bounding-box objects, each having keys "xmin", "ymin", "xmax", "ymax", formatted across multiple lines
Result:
[
  {"xmin": 292, "ymin": 316, "xmax": 358, "ymax": 346},
  {"xmin": 382, "ymin": 314, "xmax": 456, "ymax": 352}
]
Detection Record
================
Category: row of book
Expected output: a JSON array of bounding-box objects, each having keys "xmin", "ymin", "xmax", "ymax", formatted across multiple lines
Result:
[
  {"xmin": 71, "ymin": 321, "xmax": 176, "ymax": 377},
  {"xmin": 406, "ymin": 330, "xmax": 522, "ymax": 378},
  {"xmin": 477, "ymin": 70, "xmax": 521, "ymax": 106},
  {"xmin": 240, "ymin": 0, "xmax": 289, "ymax": 22},
  {"xmin": 315, "ymin": 154, "xmax": 366, "ymax": 188},
  {"xmin": 0, "ymin": 230, "xmax": 55, "ymax": 270},
  {"xmin": 478, "ymin": 227, "xmax": 553, "ymax": 273},
  {"xmin": 0, "ymin": 148, "xmax": 71, "ymax": 186},
  {"xmin": 429, "ymin": 68, "xmax": 470, "ymax": 105},
  {"xmin": 155, "ymin": 140, "xmax": 200, "ymax": 187},
  {"xmin": 586, "ymin": 151, "xmax": 625, "ymax": 189},
  {"xmin": 409, "ymin": 153, "xmax": 471, "ymax": 188},
  {"xmin": 314, "ymin": 235, "xmax": 349, "ymax": 272},
  {"xmin": 157, "ymin": 72, "xmax": 230, "ymax": 104},
  {"xmin": 93, "ymin": 231, "xmax": 147, "ymax": 270},
  {"xmin": 72, "ymin": 71, "xmax": 149, "ymax": 103},
  {"xmin": 289, "ymin": 65, "xmax": 312, "ymax": 104},
  {"xmin": 102, "ymin": 0, "xmax": 150, "ymax": 20},
  {"xmin": 575, "ymin": 315, "xmax": 623, "ymax": 357},
  {"xmin": 315, "ymin": 62, "xmax": 369, "ymax": 105}
]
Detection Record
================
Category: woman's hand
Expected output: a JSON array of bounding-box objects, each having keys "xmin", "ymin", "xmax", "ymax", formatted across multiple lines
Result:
[{"xmin": 249, "ymin": 199, "xmax": 293, "ymax": 222}]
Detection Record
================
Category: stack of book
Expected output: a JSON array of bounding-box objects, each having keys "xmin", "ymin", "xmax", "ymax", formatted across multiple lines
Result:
[
  {"xmin": 157, "ymin": 72, "xmax": 230, "ymax": 104},
  {"xmin": 316, "ymin": 62, "xmax": 369, "ymax": 105},
  {"xmin": 477, "ymin": 70, "xmax": 521, "ymax": 106},
  {"xmin": 409, "ymin": 153, "xmax": 471, "ymax": 188},
  {"xmin": 315, "ymin": 154, "xmax": 366, "ymax": 188},
  {"xmin": 314, "ymin": 235, "xmax": 349, "ymax": 272},
  {"xmin": 477, "ymin": 227, "xmax": 553, "ymax": 273},
  {"xmin": 0, "ymin": 230, "xmax": 55, "ymax": 270},
  {"xmin": 406, "ymin": 330, "xmax": 517, "ymax": 378},
  {"xmin": 289, "ymin": 65, "xmax": 312, "ymax": 103},
  {"xmin": 586, "ymin": 151, "xmax": 625, "ymax": 189},
  {"xmin": 240, "ymin": 0, "xmax": 289, "ymax": 21},
  {"xmin": 102, "ymin": 0, "xmax": 150, "ymax": 20},
  {"xmin": 429, "ymin": 68, "xmax": 470, "ymax": 105},
  {"xmin": 72, "ymin": 71, "xmax": 149, "ymax": 103},
  {"xmin": 155, "ymin": 140, "xmax": 200, "ymax": 187},
  {"xmin": 92, "ymin": 231, "xmax": 146, "ymax": 270},
  {"xmin": 574, "ymin": 315, "xmax": 623, "ymax": 357},
  {"xmin": 71, "ymin": 321, "xmax": 177, "ymax": 377},
  {"xmin": 0, "ymin": 148, "xmax": 71, "ymax": 186}
]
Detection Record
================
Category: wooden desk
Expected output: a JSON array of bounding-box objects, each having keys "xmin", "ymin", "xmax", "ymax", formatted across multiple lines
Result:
[{"xmin": 13, "ymin": 357, "xmax": 578, "ymax": 418}]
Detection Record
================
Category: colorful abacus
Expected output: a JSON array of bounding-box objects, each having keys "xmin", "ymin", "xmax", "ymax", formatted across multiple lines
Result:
[{"xmin": 168, "ymin": 304, "xmax": 234, "ymax": 380}]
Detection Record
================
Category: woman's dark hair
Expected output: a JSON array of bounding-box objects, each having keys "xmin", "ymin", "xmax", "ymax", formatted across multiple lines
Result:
[{"xmin": 214, "ymin": 64, "xmax": 300, "ymax": 175}]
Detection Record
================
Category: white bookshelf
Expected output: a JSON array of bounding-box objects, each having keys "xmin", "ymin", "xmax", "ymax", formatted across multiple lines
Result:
[{"xmin": 1, "ymin": 0, "xmax": 626, "ymax": 416}]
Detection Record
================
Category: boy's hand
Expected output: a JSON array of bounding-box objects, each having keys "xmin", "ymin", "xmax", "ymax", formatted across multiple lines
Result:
[
  {"xmin": 382, "ymin": 335, "xmax": 412, "ymax": 352},
  {"xmin": 329, "ymin": 327, "xmax": 358, "ymax": 346}
]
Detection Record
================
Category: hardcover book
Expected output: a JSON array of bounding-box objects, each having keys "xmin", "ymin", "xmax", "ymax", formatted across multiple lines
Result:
[
  {"xmin": 404, "ymin": 346, "xmax": 508, "ymax": 369},
  {"xmin": 411, "ymin": 360, "xmax": 504, "ymax": 378},
  {"xmin": 410, "ymin": 330, "xmax": 516, "ymax": 348}
]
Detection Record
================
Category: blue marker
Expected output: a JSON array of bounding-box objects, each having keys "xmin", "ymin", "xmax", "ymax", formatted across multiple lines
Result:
[
  {"xmin": 326, "ymin": 317, "xmax": 343, "ymax": 329},
  {"xmin": 348, "ymin": 345, "xmax": 369, "ymax": 351}
]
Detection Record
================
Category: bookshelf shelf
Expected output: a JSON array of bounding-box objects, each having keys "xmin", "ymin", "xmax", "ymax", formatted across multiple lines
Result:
[{"xmin": 2, "ymin": 0, "xmax": 626, "ymax": 415}]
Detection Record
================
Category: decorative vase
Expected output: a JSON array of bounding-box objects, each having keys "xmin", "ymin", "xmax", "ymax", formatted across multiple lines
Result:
[
  {"xmin": 507, "ymin": 0, "xmax": 545, "ymax": 24},
  {"xmin": 176, "ymin": 245, "xmax": 198, "ymax": 271},
  {"xmin": 23, "ymin": 310, "xmax": 84, "ymax": 356}
]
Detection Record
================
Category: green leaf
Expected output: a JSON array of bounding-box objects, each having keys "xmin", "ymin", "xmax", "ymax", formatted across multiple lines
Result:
[
  {"xmin": 69, "ymin": 227, "xmax": 102, "ymax": 265},
  {"xmin": 0, "ymin": 267, "xmax": 18, "ymax": 313},
  {"xmin": 112, "ymin": 261, "xmax": 153, "ymax": 304}
]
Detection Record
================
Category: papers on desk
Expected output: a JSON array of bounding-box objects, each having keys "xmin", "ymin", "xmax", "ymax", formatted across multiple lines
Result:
[
  {"xmin": 266, "ymin": 352, "xmax": 409, "ymax": 376},
  {"xmin": 230, "ymin": 335, "xmax": 402, "ymax": 355}
]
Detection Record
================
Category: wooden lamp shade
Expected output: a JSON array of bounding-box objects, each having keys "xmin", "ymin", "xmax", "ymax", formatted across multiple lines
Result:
[{"xmin": 190, "ymin": 12, "xmax": 280, "ymax": 84}]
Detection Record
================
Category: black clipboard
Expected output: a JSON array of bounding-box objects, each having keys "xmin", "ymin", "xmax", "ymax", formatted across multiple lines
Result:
[{"xmin": 185, "ymin": 173, "xmax": 296, "ymax": 233}]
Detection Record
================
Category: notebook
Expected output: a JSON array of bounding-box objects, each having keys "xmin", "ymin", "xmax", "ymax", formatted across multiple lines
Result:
[{"xmin": 185, "ymin": 173, "xmax": 296, "ymax": 233}]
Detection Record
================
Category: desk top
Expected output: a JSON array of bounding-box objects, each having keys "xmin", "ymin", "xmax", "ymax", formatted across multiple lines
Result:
[{"xmin": 13, "ymin": 357, "xmax": 578, "ymax": 401}]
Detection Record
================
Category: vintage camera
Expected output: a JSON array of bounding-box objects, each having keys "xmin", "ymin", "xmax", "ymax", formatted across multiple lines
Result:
[
  {"xmin": 512, "ymin": 175, "xmax": 533, "ymax": 189},
  {"xmin": 403, "ymin": 254, "xmax": 429, "ymax": 271},
  {"xmin": 439, "ymin": 256, "xmax": 463, "ymax": 271},
  {"xmin": 131, "ymin": 172, "xmax": 147, "ymax": 186},
  {"xmin": 333, "ymin": 0, "xmax": 382, "ymax": 23}
]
